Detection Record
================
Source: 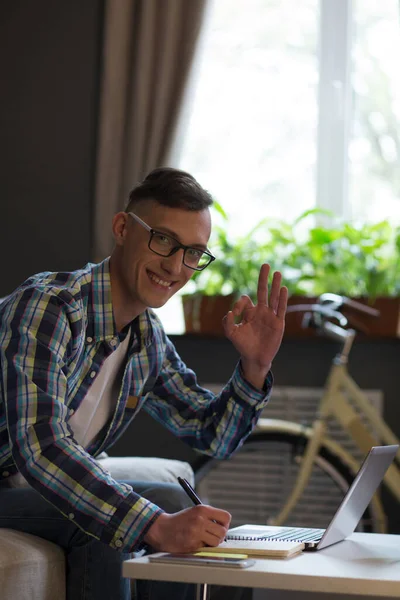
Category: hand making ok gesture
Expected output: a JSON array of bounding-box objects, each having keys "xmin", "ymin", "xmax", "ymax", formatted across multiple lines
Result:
[{"xmin": 223, "ymin": 264, "xmax": 288, "ymax": 389}]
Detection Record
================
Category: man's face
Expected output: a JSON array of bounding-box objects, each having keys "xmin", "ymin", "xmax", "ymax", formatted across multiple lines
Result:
[{"xmin": 114, "ymin": 200, "xmax": 212, "ymax": 312}]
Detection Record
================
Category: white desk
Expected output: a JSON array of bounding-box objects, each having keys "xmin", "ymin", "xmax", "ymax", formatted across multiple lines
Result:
[{"xmin": 123, "ymin": 533, "xmax": 400, "ymax": 599}]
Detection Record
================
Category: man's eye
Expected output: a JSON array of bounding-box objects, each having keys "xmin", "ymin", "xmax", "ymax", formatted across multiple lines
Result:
[
  {"xmin": 154, "ymin": 233, "xmax": 172, "ymax": 245},
  {"xmin": 187, "ymin": 248, "xmax": 202, "ymax": 258}
]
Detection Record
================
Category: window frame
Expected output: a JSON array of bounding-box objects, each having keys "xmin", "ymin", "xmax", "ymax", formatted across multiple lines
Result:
[{"xmin": 316, "ymin": 0, "xmax": 353, "ymax": 220}]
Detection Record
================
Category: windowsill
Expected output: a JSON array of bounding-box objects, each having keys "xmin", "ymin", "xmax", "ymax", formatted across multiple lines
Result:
[
  {"xmin": 167, "ymin": 332, "xmax": 399, "ymax": 344},
  {"xmin": 153, "ymin": 296, "xmax": 400, "ymax": 341}
]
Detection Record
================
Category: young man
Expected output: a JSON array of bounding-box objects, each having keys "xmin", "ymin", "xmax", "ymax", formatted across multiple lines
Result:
[{"xmin": 0, "ymin": 168, "xmax": 288, "ymax": 599}]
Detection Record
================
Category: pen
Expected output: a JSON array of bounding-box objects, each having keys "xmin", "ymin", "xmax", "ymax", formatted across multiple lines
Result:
[
  {"xmin": 177, "ymin": 476, "xmax": 202, "ymax": 506},
  {"xmin": 177, "ymin": 476, "xmax": 224, "ymax": 534}
]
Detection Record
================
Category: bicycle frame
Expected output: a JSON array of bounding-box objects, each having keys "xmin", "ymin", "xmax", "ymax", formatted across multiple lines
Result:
[{"xmin": 255, "ymin": 341, "xmax": 400, "ymax": 532}]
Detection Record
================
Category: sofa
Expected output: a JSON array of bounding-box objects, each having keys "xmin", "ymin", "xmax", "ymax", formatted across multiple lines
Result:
[{"xmin": 0, "ymin": 455, "xmax": 195, "ymax": 600}]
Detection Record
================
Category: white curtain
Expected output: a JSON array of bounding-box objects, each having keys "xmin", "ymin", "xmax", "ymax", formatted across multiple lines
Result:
[{"xmin": 93, "ymin": 0, "xmax": 207, "ymax": 261}]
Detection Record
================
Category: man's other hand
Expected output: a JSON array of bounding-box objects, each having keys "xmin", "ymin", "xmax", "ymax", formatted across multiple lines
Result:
[
  {"xmin": 144, "ymin": 505, "xmax": 231, "ymax": 552},
  {"xmin": 223, "ymin": 263, "xmax": 288, "ymax": 389}
]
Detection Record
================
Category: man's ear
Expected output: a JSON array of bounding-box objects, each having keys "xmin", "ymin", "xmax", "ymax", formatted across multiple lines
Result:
[{"xmin": 112, "ymin": 212, "xmax": 129, "ymax": 247}]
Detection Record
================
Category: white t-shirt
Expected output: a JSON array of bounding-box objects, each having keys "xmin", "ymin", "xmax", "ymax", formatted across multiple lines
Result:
[
  {"xmin": 69, "ymin": 330, "xmax": 130, "ymax": 448},
  {"xmin": 8, "ymin": 330, "xmax": 130, "ymax": 488}
]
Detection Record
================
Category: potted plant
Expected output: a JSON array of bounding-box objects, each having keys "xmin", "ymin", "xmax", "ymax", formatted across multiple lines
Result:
[
  {"xmin": 182, "ymin": 206, "xmax": 400, "ymax": 337},
  {"xmin": 275, "ymin": 214, "xmax": 400, "ymax": 337}
]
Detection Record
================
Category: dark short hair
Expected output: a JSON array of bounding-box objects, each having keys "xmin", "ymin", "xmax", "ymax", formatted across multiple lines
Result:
[{"xmin": 125, "ymin": 167, "xmax": 213, "ymax": 212}]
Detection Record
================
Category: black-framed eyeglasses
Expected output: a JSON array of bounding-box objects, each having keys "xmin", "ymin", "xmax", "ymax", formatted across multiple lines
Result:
[{"xmin": 127, "ymin": 212, "xmax": 215, "ymax": 271}]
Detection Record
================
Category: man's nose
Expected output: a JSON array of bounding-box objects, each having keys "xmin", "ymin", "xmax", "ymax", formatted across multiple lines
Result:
[{"xmin": 161, "ymin": 249, "xmax": 184, "ymax": 274}]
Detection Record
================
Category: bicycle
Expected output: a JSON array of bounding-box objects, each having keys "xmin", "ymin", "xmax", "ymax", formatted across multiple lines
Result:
[{"xmin": 194, "ymin": 294, "xmax": 400, "ymax": 533}]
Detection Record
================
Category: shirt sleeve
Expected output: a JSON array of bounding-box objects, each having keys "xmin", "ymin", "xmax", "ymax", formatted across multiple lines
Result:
[
  {"xmin": 0, "ymin": 290, "xmax": 162, "ymax": 553},
  {"xmin": 143, "ymin": 334, "xmax": 273, "ymax": 459}
]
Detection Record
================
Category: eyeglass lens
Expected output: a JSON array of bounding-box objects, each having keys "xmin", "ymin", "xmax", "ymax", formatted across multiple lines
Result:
[{"xmin": 150, "ymin": 232, "xmax": 211, "ymax": 269}]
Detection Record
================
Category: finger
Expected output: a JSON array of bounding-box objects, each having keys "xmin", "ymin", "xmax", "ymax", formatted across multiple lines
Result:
[
  {"xmin": 201, "ymin": 517, "xmax": 230, "ymax": 547},
  {"xmin": 277, "ymin": 286, "xmax": 288, "ymax": 319},
  {"xmin": 222, "ymin": 311, "xmax": 235, "ymax": 337},
  {"xmin": 202, "ymin": 530, "xmax": 226, "ymax": 547},
  {"xmin": 198, "ymin": 505, "xmax": 231, "ymax": 528},
  {"xmin": 256, "ymin": 263, "xmax": 271, "ymax": 306},
  {"xmin": 208, "ymin": 508, "xmax": 231, "ymax": 528},
  {"xmin": 204, "ymin": 521, "xmax": 229, "ymax": 543},
  {"xmin": 200, "ymin": 530, "xmax": 226, "ymax": 548},
  {"xmin": 232, "ymin": 295, "xmax": 253, "ymax": 316},
  {"xmin": 269, "ymin": 271, "xmax": 282, "ymax": 313}
]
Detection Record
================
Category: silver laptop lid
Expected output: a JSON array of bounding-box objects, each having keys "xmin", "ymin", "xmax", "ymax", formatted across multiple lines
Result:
[{"xmin": 317, "ymin": 445, "xmax": 399, "ymax": 549}]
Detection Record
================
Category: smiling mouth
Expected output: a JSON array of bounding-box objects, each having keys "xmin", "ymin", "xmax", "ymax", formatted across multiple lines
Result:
[{"xmin": 147, "ymin": 270, "xmax": 174, "ymax": 289}]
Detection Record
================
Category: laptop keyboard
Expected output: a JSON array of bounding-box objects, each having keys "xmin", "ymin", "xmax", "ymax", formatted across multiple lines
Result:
[{"xmin": 260, "ymin": 527, "xmax": 325, "ymax": 542}]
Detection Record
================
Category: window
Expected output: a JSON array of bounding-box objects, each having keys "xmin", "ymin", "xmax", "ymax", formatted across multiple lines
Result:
[
  {"xmin": 174, "ymin": 0, "xmax": 319, "ymax": 237},
  {"xmin": 350, "ymin": 0, "xmax": 400, "ymax": 221},
  {"xmin": 156, "ymin": 0, "xmax": 400, "ymax": 333}
]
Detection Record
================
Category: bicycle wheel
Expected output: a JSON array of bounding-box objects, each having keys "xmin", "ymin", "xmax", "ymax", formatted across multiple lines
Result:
[{"xmin": 193, "ymin": 431, "xmax": 375, "ymax": 532}]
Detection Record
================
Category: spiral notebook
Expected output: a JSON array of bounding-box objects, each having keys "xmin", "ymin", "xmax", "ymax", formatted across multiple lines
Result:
[
  {"xmin": 220, "ymin": 445, "xmax": 398, "ymax": 552},
  {"xmin": 197, "ymin": 538, "xmax": 304, "ymax": 558}
]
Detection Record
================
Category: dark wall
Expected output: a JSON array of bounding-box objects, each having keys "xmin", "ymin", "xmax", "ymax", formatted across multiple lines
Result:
[{"xmin": 0, "ymin": 1, "xmax": 104, "ymax": 296}]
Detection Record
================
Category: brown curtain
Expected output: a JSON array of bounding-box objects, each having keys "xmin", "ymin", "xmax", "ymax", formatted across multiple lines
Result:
[{"xmin": 93, "ymin": 0, "xmax": 207, "ymax": 261}]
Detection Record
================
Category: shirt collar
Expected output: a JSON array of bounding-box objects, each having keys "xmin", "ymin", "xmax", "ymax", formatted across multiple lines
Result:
[
  {"xmin": 86, "ymin": 257, "xmax": 154, "ymax": 346},
  {"xmin": 136, "ymin": 309, "xmax": 156, "ymax": 348}
]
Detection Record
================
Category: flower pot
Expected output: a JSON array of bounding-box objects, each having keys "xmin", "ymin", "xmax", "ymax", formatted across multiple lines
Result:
[
  {"xmin": 284, "ymin": 296, "xmax": 318, "ymax": 338},
  {"xmin": 343, "ymin": 297, "xmax": 400, "ymax": 338},
  {"xmin": 182, "ymin": 294, "xmax": 236, "ymax": 336}
]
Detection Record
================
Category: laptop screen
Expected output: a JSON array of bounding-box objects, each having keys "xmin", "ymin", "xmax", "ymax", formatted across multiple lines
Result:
[{"xmin": 317, "ymin": 445, "xmax": 398, "ymax": 549}]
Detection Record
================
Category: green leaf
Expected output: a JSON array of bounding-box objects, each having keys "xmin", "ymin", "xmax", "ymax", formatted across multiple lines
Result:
[{"xmin": 188, "ymin": 202, "xmax": 400, "ymax": 299}]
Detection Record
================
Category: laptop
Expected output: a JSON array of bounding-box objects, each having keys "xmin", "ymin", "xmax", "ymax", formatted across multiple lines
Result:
[{"xmin": 227, "ymin": 444, "xmax": 399, "ymax": 551}]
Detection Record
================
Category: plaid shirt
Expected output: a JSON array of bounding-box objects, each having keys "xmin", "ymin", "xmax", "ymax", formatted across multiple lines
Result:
[{"xmin": 0, "ymin": 258, "xmax": 272, "ymax": 552}]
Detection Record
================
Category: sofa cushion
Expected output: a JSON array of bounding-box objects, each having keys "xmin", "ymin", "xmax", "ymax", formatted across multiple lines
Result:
[
  {"xmin": 0, "ymin": 529, "xmax": 65, "ymax": 600},
  {"xmin": 97, "ymin": 455, "xmax": 195, "ymax": 487},
  {"xmin": 0, "ymin": 457, "xmax": 193, "ymax": 599}
]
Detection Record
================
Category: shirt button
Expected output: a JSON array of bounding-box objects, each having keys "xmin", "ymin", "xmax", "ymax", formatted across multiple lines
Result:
[
  {"xmin": 2, "ymin": 471, "xmax": 9, "ymax": 477},
  {"xmin": 86, "ymin": 336, "xmax": 93, "ymax": 344},
  {"xmin": 69, "ymin": 409, "xmax": 75, "ymax": 416},
  {"xmin": 90, "ymin": 371, "xmax": 96, "ymax": 379},
  {"xmin": 109, "ymin": 338, "xmax": 117, "ymax": 347},
  {"xmin": 68, "ymin": 513, "xmax": 75, "ymax": 520},
  {"xmin": 115, "ymin": 539, "xmax": 123, "ymax": 548}
]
